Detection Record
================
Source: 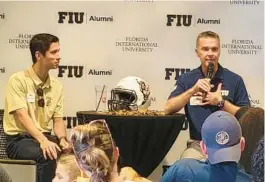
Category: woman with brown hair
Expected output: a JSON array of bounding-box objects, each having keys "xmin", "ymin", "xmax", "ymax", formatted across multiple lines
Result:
[{"xmin": 238, "ymin": 107, "xmax": 264, "ymax": 174}]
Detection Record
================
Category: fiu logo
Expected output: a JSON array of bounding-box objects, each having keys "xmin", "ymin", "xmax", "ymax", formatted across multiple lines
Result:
[
  {"xmin": 58, "ymin": 65, "xmax": 84, "ymax": 78},
  {"xmin": 58, "ymin": 65, "xmax": 113, "ymax": 78},
  {"xmin": 167, "ymin": 15, "xmax": 192, "ymax": 27},
  {"xmin": 0, "ymin": 13, "xmax": 5, "ymax": 19},
  {"xmin": 165, "ymin": 68, "xmax": 191, "ymax": 80},
  {"xmin": 167, "ymin": 14, "xmax": 220, "ymax": 26},
  {"xmin": 58, "ymin": 12, "xmax": 84, "ymax": 24},
  {"xmin": 58, "ymin": 12, "xmax": 114, "ymax": 24}
]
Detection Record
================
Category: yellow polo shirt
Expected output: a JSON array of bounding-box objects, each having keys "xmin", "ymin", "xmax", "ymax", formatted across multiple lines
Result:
[{"xmin": 4, "ymin": 66, "xmax": 64, "ymax": 135}]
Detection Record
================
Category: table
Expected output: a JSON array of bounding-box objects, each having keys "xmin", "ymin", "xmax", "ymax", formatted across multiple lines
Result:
[{"xmin": 76, "ymin": 111, "xmax": 186, "ymax": 177}]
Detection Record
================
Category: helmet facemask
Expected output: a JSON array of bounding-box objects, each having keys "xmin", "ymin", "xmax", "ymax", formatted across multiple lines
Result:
[{"xmin": 108, "ymin": 88, "xmax": 138, "ymax": 111}]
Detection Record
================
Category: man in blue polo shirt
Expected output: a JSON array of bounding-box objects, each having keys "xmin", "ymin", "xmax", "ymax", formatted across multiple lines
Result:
[
  {"xmin": 164, "ymin": 31, "xmax": 250, "ymax": 160},
  {"xmin": 160, "ymin": 111, "xmax": 252, "ymax": 182}
]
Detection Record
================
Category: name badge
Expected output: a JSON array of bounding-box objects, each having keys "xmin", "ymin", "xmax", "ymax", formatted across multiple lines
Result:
[
  {"xmin": 221, "ymin": 90, "xmax": 229, "ymax": 96},
  {"xmin": 27, "ymin": 93, "xmax": 35, "ymax": 103},
  {"xmin": 190, "ymin": 96, "xmax": 202, "ymax": 105}
]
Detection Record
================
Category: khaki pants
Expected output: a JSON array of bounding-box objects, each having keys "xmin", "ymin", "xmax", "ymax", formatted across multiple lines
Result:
[{"xmin": 180, "ymin": 139, "xmax": 206, "ymax": 162}]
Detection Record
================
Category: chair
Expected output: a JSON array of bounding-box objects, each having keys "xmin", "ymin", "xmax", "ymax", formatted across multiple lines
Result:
[
  {"xmin": 0, "ymin": 110, "xmax": 8, "ymax": 159},
  {"xmin": 0, "ymin": 109, "xmax": 37, "ymax": 182}
]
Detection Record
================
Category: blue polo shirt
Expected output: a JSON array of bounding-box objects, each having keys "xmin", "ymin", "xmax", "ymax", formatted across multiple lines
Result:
[
  {"xmin": 169, "ymin": 64, "xmax": 250, "ymax": 140},
  {"xmin": 160, "ymin": 158, "xmax": 252, "ymax": 182}
]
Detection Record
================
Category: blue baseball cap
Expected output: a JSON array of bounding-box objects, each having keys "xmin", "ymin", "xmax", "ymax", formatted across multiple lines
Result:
[{"xmin": 201, "ymin": 111, "xmax": 242, "ymax": 164}]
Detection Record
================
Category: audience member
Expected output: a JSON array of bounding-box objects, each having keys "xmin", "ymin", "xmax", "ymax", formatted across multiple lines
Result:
[
  {"xmin": 53, "ymin": 154, "xmax": 81, "ymax": 182},
  {"xmin": 238, "ymin": 107, "xmax": 264, "ymax": 174},
  {"xmin": 160, "ymin": 111, "xmax": 252, "ymax": 182},
  {"xmin": 70, "ymin": 120, "xmax": 152, "ymax": 182}
]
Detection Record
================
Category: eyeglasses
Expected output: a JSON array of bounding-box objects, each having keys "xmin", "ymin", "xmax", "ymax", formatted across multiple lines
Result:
[{"xmin": 36, "ymin": 88, "xmax": 45, "ymax": 107}]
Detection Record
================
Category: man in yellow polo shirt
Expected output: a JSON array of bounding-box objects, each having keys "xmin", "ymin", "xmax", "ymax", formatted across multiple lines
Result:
[{"xmin": 3, "ymin": 33, "xmax": 71, "ymax": 182}]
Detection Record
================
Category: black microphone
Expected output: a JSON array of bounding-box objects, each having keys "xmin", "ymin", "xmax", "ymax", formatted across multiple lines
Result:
[
  {"xmin": 202, "ymin": 62, "xmax": 214, "ymax": 100},
  {"xmin": 206, "ymin": 62, "xmax": 214, "ymax": 79}
]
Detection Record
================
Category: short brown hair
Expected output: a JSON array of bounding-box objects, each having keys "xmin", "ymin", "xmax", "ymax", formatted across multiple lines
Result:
[
  {"xmin": 196, "ymin": 31, "xmax": 220, "ymax": 47},
  {"xmin": 30, "ymin": 33, "xmax": 59, "ymax": 64}
]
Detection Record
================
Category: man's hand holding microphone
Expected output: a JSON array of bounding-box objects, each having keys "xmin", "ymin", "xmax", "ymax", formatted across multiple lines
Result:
[{"xmin": 191, "ymin": 62, "xmax": 223, "ymax": 106}]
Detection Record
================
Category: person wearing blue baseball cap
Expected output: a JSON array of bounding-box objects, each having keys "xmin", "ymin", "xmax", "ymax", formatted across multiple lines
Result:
[{"xmin": 160, "ymin": 111, "xmax": 252, "ymax": 182}]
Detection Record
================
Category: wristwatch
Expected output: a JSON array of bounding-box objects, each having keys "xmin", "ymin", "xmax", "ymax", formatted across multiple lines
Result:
[{"xmin": 217, "ymin": 99, "xmax": 225, "ymax": 109}]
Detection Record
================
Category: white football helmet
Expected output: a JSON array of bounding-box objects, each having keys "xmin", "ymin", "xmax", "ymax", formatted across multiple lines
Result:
[{"xmin": 108, "ymin": 76, "xmax": 151, "ymax": 111}]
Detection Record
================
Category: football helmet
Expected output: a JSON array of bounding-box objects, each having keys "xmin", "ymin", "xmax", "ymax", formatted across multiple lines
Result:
[{"xmin": 108, "ymin": 76, "xmax": 151, "ymax": 111}]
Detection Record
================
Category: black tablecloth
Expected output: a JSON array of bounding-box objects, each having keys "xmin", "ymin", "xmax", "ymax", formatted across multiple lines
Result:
[{"xmin": 76, "ymin": 111, "xmax": 185, "ymax": 177}]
